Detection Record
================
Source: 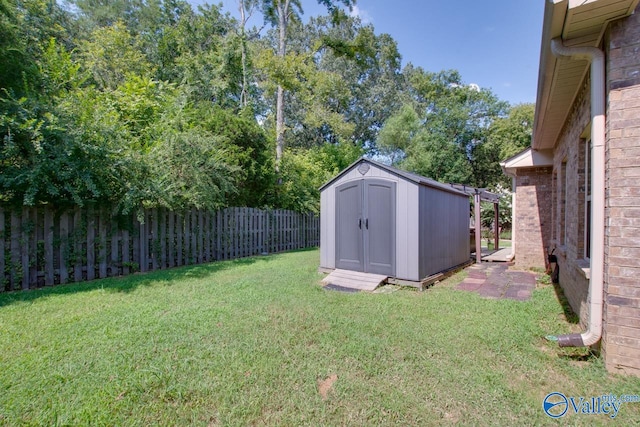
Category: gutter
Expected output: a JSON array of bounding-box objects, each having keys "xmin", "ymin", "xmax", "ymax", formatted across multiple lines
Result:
[{"xmin": 546, "ymin": 38, "xmax": 605, "ymax": 348}]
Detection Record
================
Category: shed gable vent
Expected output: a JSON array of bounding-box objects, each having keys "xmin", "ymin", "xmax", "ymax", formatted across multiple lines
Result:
[{"xmin": 357, "ymin": 163, "xmax": 370, "ymax": 175}]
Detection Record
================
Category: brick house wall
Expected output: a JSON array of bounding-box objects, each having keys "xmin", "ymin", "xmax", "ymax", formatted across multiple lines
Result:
[
  {"xmin": 549, "ymin": 78, "xmax": 593, "ymax": 328},
  {"xmin": 602, "ymin": 8, "xmax": 640, "ymax": 375},
  {"xmin": 507, "ymin": 1, "xmax": 640, "ymax": 377},
  {"xmin": 513, "ymin": 167, "xmax": 552, "ymax": 270}
]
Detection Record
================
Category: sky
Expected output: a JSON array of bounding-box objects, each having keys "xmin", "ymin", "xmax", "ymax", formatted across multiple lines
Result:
[{"xmin": 188, "ymin": 0, "xmax": 545, "ymax": 106}]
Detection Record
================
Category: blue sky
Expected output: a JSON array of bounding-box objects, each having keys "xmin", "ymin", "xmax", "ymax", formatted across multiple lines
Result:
[{"xmin": 189, "ymin": 1, "xmax": 545, "ymax": 105}]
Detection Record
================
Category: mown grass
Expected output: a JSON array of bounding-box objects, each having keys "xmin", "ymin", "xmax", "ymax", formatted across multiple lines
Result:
[{"xmin": 1, "ymin": 249, "xmax": 639, "ymax": 426}]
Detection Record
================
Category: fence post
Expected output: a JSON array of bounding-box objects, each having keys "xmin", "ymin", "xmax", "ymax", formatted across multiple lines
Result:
[
  {"xmin": 21, "ymin": 207, "xmax": 30, "ymax": 289},
  {"xmin": 0, "ymin": 207, "xmax": 4, "ymax": 290},
  {"xmin": 139, "ymin": 212, "xmax": 147, "ymax": 273},
  {"xmin": 168, "ymin": 210, "xmax": 175, "ymax": 268},
  {"xmin": 198, "ymin": 209, "xmax": 204, "ymax": 264}
]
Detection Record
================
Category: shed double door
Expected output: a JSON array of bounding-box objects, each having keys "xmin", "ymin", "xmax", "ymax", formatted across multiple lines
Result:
[{"xmin": 335, "ymin": 179, "xmax": 396, "ymax": 276}]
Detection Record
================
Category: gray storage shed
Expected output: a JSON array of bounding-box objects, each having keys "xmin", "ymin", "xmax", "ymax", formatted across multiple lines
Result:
[{"xmin": 320, "ymin": 158, "xmax": 470, "ymax": 286}]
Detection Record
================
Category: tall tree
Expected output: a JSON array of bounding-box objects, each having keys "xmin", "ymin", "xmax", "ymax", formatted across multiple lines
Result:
[
  {"xmin": 237, "ymin": 0, "xmax": 260, "ymax": 107},
  {"xmin": 260, "ymin": 0, "xmax": 354, "ymax": 166},
  {"xmin": 299, "ymin": 14, "xmax": 403, "ymax": 150},
  {"xmin": 475, "ymin": 103, "xmax": 534, "ymax": 187},
  {"xmin": 378, "ymin": 67, "xmax": 509, "ymax": 187}
]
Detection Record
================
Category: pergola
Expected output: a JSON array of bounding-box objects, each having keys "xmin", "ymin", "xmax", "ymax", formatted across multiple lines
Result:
[{"xmin": 449, "ymin": 184, "xmax": 501, "ymax": 264}]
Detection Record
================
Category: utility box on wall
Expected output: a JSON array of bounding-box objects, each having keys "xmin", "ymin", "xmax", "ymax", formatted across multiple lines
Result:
[{"xmin": 319, "ymin": 158, "xmax": 470, "ymax": 285}]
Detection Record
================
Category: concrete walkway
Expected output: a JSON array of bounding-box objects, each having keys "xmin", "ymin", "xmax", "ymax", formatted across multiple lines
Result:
[{"xmin": 457, "ymin": 263, "xmax": 537, "ymax": 301}]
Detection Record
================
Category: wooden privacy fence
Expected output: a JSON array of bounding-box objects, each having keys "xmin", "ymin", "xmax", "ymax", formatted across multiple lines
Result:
[{"xmin": 0, "ymin": 206, "xmax": 320, "ymax": 292}]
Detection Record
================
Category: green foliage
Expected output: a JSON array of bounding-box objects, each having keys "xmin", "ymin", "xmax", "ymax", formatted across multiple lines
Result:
[
  {"xmin": 277, "ymin": 142, "xmax": 362, "ymax": 212},
  {"xmin": 1, "ymin": 0, "xmax": 530, "ymax": 216},
  {"xmin": 480, "ymin": 103, "xmax": 534, "ymax": 187},
  {"xmin": 199, "ymin": 106, "xmax": 275, "ymax": 207},
  {"xmin": 80, "ymin": 21, "xmax": 154, "ymax": 90},
  {"xmin": 377, "ymin": 104, "xmax": 419, "ymax": 162},
  {"xmin": 149, "ymin": 129, "xmax": 237, "ymax": 211},
  {"xmin": 379, "ymin": 67, "xmax": 518, "ymax": 188},
  {"xmin": 480, "ymin": 184, "xmax": 513, "ymax": 231}
]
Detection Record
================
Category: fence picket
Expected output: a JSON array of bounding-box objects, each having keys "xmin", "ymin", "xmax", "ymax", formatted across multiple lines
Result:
[
  {"xmin": 122, "ymin": 228, "xmax": 130, "ymax": 275},
  {"xmin": 160, "ymin": 208, "xmax": 166, "ymax": 270},
  {"xmin": 176, "ymin": 213, "xmax": 183, "ymax": 267},
  {"xmin": 190, "ymin": 209, "xmax": 197, "ymax": 264},
  {"xmin": 168, "ymin": 211, "xmax": 175, "ymax": 268},
  {"xmin": 110, "ymin": 217, "xmax": 119, "ymax": 277},
  {"xmin": 87, "ymin": 208, "xmax": 96, "ymax": 281},
  {"xmin": 28, "ymin": 208, "xmax": 38, "ymax": 287},
  {"xmin": 0, "ymin": 207, "xmax": 4, "ymax": 290}
]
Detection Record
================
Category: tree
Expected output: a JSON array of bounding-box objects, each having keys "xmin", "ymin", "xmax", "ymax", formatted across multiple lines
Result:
[
  {"xmin": 79, "ymin": 21, "xmax": 154, "ymax": 90},
  {"xmin": 276, "ymin": 141, "xmax": 362, "ymax": 212},
  {"xmin": 259, "ymin": 0, "xmax": 354, "ymax": 166},
  {"xmin": 237, "ymin": 0, "xmax": 260, "ymax": 107},
  {"xmin": 379, "ymin": 67, "xmax": 509, "ymax": 187},
  {"xmin": 474, "ymin": 103, "xmax": 534, "ymax": 187},
  {"xmin": 284, "ymin": 14, "xmax": 403, "ymax": 150}
]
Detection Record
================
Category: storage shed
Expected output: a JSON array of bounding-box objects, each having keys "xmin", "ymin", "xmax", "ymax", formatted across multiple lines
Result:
[{"xmin": 320, "ymin": 158, "xmax": 470, "ymax": 286}]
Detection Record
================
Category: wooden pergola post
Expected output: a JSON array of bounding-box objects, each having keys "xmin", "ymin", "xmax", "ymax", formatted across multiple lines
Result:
[
  {"xmin": 474, "ymin": 191, "xmax": 482, "ymax": 264},
  {"xmin": 494, "ymin": 202, "xmax": 499, "ymax": 251}
]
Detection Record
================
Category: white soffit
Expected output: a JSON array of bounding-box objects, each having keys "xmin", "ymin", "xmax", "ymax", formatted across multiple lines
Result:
[
  {"xmin": 532, "ymin": 0, "xmax": 640, "ymax": 150},
  {"xmin": 500, "ymin": 148, "xmax": 554, "ymax": 175}
]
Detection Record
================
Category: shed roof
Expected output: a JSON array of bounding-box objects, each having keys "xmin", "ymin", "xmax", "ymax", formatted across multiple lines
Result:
[{"xmin": 319, "ymin": 158, "xmax": 472, "ymax": 198}]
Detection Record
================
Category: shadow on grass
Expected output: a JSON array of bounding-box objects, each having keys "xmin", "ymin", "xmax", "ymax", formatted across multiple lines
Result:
[
  {"xmin": 558, "ymin": 351, "xmax": 598, "ymax": 362},
  {"xmin": 0, "ymin": 249, "xmax": 313, "ymax": 308},
  {"xmin": 552, "ymin": 280, "xmax": 580, "ymax": 324}
]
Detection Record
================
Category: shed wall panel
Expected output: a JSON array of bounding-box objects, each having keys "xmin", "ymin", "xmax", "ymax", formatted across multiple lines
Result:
[
  {"xmin": 395, "ymin": 181, "xmax": 420, "ymax": 281},
  {"xmin": 320, "ymin": 188, "xmax": 334, "ymax": 268},
  {"xmin": 419, "ymin": 187, "xmax": 470, "ymax": 278}
]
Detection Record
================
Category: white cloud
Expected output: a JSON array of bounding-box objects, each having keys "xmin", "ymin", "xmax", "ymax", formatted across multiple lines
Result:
[
  {"xmin": 469, "ymin": 83, "xmax": 481, "ymax": 92},
  {"xmin": 349, "ymin": 5, "xmax": 372, "ymax": 24}
]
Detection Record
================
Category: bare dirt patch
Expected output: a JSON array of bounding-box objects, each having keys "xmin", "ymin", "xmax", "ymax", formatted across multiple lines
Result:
[{"xmin": 318, "ymin": 374, "xmax": 338, "ymax": 400}]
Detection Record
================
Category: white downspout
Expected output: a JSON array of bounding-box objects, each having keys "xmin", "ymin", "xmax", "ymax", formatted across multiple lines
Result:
[{"xmin": 547, "ymin": 38, "xmax": 605, "ymax": 347}]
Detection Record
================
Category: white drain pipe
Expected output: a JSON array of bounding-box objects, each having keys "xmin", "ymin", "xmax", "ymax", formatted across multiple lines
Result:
[{"xmin": 546, "ymin": 38, "xmax": 605, "ymax": 347}]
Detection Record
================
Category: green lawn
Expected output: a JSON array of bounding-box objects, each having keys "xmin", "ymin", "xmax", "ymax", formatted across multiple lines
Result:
[{"xmin": 1, "ymin": 249, "xmax": 639, "ymax": 426}]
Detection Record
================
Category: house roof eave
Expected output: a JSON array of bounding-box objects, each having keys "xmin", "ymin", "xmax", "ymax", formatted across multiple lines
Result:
[{"xmin": 532, "ymin": 0, "xmax": 640, "ymax": 151}]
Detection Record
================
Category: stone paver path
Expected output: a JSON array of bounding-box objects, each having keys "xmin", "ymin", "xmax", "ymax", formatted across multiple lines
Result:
[{"xmin": 457, "ymin": 263, "xmax": 537, "ymax": 301}]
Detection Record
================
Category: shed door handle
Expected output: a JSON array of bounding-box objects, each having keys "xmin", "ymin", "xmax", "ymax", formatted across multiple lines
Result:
[
  {"xmin": 358, "ymin": 218, "xmax": 362, "ymax": 229},
  {"xmin": 365, "ymin": 218, "xmax": 369, "ymax": 229}
]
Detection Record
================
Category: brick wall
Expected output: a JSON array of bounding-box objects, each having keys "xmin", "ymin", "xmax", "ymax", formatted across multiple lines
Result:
[
  {"xmin": 514, "ymin": 167, "xmax": 552, "ymax": 270},
  {"xmin": 550, "ymin": 78, "xmax": 593, "ymax": 327},
  {"xmin": 602, "ymin": 6, "xmax": 640, "ymax": 376}
]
